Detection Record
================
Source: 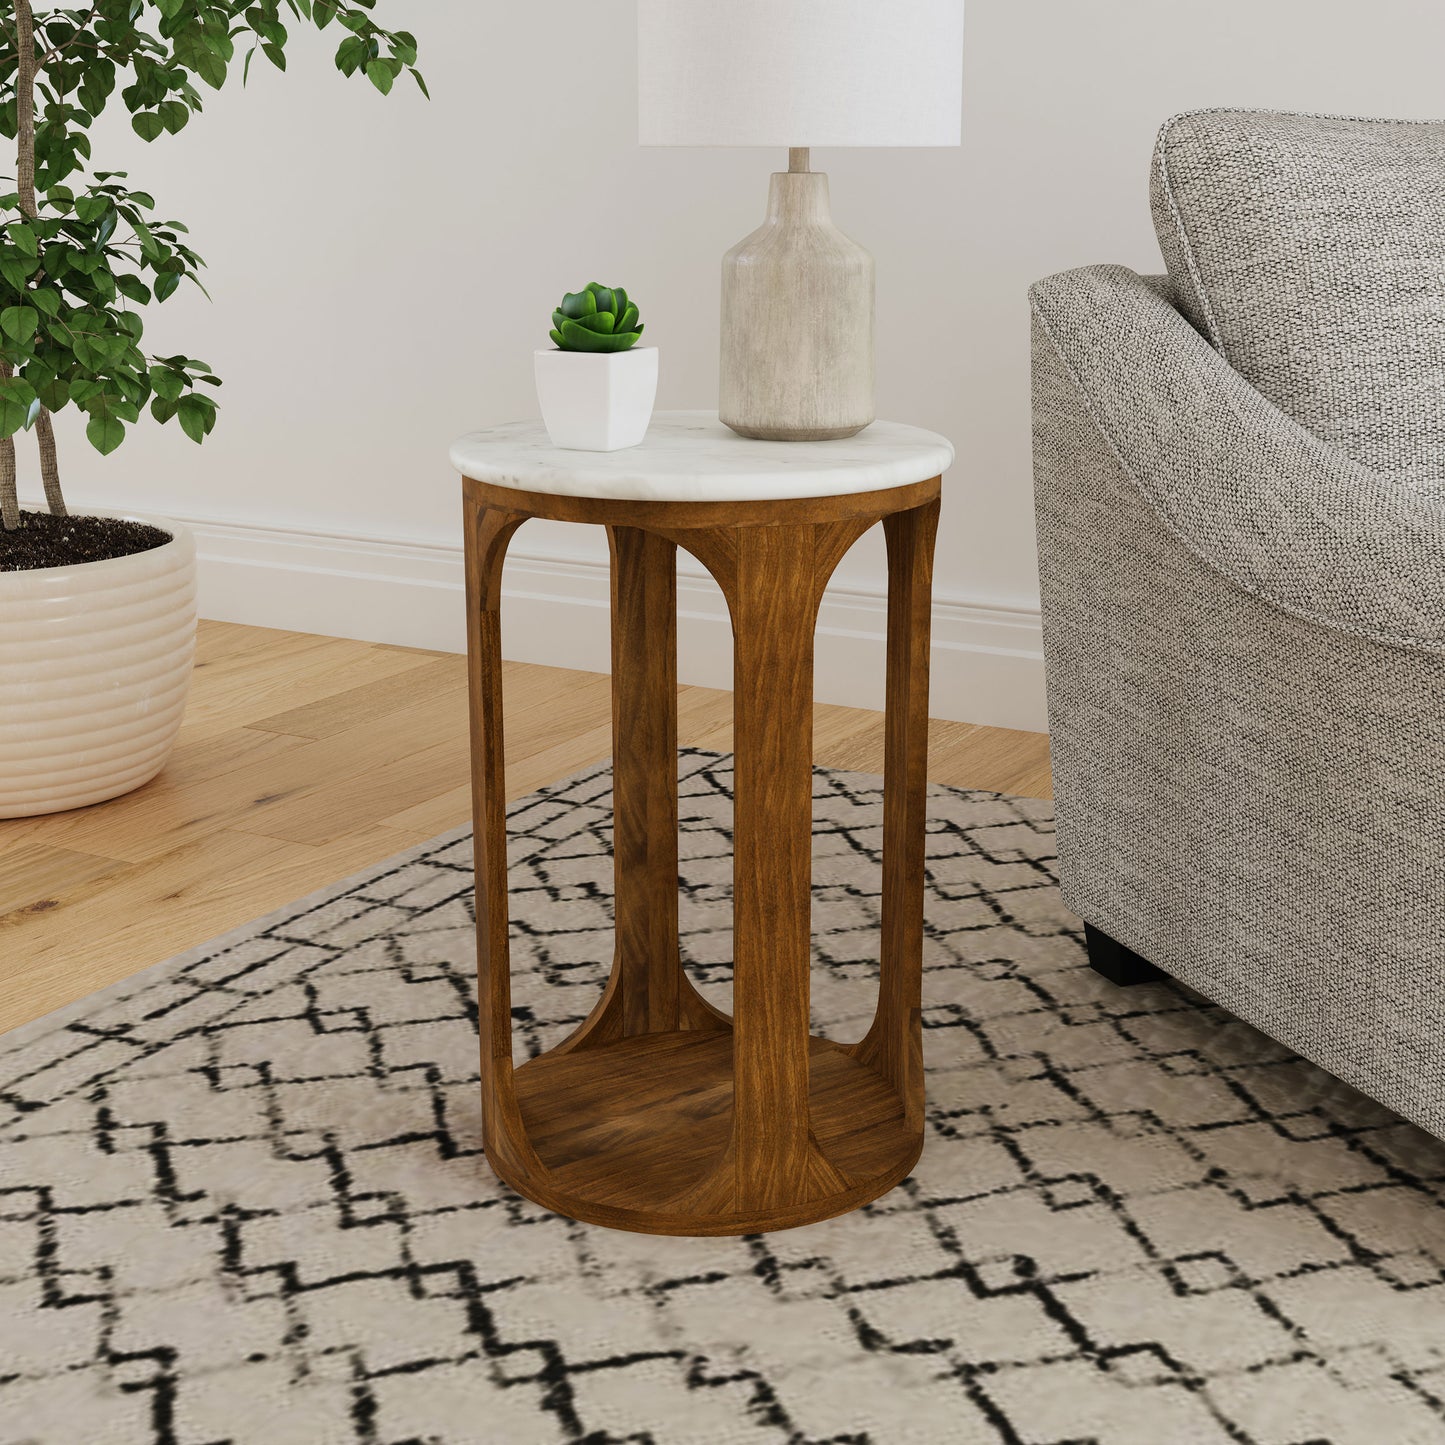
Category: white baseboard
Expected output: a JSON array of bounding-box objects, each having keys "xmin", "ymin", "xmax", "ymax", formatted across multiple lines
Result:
[{"xmin": 184, "ymin": 514, "xmax": 1047, "ymax": 731}]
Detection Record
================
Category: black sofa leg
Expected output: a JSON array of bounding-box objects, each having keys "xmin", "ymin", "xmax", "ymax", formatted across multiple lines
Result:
[{"xmin": 1084, "ymin": 923, "xmax": 1165, "ymax": 986}]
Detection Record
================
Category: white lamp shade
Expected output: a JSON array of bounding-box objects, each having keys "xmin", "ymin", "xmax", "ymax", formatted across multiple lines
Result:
[{"xmin": 638, "ymin": 0, "xmax": 965, "ymax": 149}]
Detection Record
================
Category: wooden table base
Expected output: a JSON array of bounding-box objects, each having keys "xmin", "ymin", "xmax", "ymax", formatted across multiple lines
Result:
[{"xmin": 463, "ymin": 475, "xmax": 941, "ymax": 1235}]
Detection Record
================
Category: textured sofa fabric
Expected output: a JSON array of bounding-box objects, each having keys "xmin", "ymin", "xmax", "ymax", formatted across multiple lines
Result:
[
  {"xmin": 1031, "ymin": 262, "xmax": 1445, "ymax": 1139},
  {"xmin": 1151, "ymin": 108, "xmax": 1445, "ymax": 489}
]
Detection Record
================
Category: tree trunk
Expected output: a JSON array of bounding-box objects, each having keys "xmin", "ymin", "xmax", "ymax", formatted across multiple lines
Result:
[
  {"xmin": 0, "ymin": 362, "xmax": 17, "ymax": 530},
  {"xmin": 14, "ymin": 2, "xmax": 37, "ymax": 218},
  {"xmin": 35, "ymin": 407, "xmax": 63, "ymax": 514},
  {"xmin": 6, "ymin": 0, "xmax": 64, "ymax": 528}
]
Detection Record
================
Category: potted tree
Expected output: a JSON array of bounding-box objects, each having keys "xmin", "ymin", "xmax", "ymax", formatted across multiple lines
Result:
[{"xmin": 0, "ymin": 0, "xmax": 423, "ymax": 818}]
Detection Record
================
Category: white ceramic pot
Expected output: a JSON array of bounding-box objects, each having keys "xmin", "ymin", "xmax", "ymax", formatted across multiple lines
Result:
[
  {"xmin": 534, "ymin": 345, "xmax": 658, "ymax": 451},
  {"xmin": 0, "ymin": 511, "xmax": 197, "ymax": 818}
]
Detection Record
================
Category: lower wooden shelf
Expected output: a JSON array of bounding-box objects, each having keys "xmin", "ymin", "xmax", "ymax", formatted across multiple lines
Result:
[{"xmin": 497, "ymin": 1029, "xmax": 922, "ymax": 1236}]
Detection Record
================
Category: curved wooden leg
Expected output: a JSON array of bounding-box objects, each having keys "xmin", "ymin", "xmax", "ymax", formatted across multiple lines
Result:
[
  {"xmin": 613, "ymin": 525, "xmax": 685, "ymax": 1035},
  {"xmin": 724, "ymin": 523, "xmax": 847, "ymax": 1211},
  {"xmin": 464, "ymin": 498, "xmax": 544, "ymax": 1181},
  {"xmin": 555, "ymin": 526, "xmax": 729, "ymax": 1055},
  {"xmin": 853, "ymin": 497, "xmax": 940, "ymax": 1135}
]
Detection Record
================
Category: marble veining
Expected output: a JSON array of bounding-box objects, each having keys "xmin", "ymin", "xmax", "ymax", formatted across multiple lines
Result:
[{"xmin": 449, "ymin": 410, "xmax": 953, "ymax": 502}]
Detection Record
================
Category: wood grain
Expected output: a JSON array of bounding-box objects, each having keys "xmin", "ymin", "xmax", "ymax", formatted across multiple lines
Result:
[
  {"xmin": 0, "ymin": 619, "xmax": 1049, "ymax": 1041},
  {"xmin": 463, "ymin": 480, "xmax": 943, "ymax": 1234},
  {"xmin": 510, "ymin": 1031, "xmax": 916, "ymax": 1235},
  {"xmin": 724, "ymin": 520, "xmax": 846, "ymax": 1212},
  {"xmin": 853, "ymin": 498, "xmax": 940, "ymax": 1132},
  {"xmin": 556, "ymin": 527, "xmax": 727, "ymax": 1056},
  {"xmin": 463, "ymin": 473, "xmax": 938, "ymax": 532},
  {"xmin": 463, "ymin": 500, "xmax": 545, "ymax": 1187}
]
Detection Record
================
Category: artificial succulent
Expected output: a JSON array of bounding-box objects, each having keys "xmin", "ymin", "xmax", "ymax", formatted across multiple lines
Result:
[{"xmin": 549, "ymin": 283, "xmax": 644, "ymax": 353}]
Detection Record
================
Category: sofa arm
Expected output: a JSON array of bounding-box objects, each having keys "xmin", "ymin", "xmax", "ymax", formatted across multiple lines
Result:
[{"xmin": 1029, "ymin": 264, "xmax": 1445, "ymax": 653}]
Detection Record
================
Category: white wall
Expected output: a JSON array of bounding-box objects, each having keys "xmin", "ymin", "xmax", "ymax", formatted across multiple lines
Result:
[{"xmin": 30, "ymin": 0, "xmax": 1445, "ymax": 729}]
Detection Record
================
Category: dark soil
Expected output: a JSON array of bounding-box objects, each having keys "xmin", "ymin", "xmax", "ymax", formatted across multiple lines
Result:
[{"xmin": 0, "ymin": 510, "xmax": 171, "ymax": 571}]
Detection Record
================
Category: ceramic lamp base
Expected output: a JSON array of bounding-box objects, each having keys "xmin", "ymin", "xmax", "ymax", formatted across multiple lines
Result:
[
  {"xmin": 535, "ymin": 346, "xmax": 658, "ymax": 452},
  {"xmin": 719, "ymin": 169, "xmax": 875, "ymax": 442}
]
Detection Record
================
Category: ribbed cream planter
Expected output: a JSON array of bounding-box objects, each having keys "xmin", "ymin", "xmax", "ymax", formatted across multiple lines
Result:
[{"xmin": 0, "ymin": 512, "xmax": 196, "ymax": 818}]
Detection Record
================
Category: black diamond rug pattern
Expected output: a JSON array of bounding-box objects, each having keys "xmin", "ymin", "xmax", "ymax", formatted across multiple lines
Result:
[{"xmin": 3, "ymin": 751, "xmax": 1445, "ymax": 1444}]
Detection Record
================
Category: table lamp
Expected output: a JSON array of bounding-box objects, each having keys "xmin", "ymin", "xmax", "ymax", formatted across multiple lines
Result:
[{"xmin": 638, "ymin": 0, "xmax": 965, "ymax": 442}]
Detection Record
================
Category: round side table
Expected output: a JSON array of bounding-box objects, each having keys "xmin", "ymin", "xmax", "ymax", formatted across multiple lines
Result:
[{"xmin": 450, "ymin": 410, "xmax": 950, "ymax": 1235}]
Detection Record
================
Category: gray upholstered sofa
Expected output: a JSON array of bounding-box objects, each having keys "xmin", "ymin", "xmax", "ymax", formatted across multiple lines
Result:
[{"xmin": 1030, "ymin": 108, "xmax": 1445, "ymax": 1139}]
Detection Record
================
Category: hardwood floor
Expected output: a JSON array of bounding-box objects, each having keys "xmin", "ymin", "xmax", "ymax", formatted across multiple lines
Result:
[{"xmin": 0, "ymin": 619, "xmax": 1051, "ymax": 1036}]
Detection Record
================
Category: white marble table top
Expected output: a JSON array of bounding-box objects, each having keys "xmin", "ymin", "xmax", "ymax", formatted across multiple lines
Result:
[{"xmin": 449, "ymin": 410, "xmax": 953, "ymax": 503}]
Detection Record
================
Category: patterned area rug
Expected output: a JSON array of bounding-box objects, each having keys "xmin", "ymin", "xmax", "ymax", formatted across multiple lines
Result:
[{"xmin": 5, "ymin": 751, "xmax": 1445, "ymax": 1445}]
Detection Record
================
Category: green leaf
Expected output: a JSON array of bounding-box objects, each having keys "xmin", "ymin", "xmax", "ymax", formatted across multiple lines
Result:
[
  {"xmin": 154, "ymin": 271, "xmax": 181, "ymax": 301},
  {"xmin": 74, "ymin": 195, "xmax": 109, "ymax": 223},
  {"xmin": 615, "ymin": 303, "xmax": 639, "ymax": 334},
  {"xmin": 115, "ymin": 274, "xmax": 151, "ymax": 304},
  {"xmin": 132, "ymin": 112, "xmax": 165, "ymax": 142},
  {"xmin": 159, "ymin": 100, "xmax": 190, "ymax": 134},
  {"xmin": 335, "ymin": 35, "xmax": 366, "ymax": 75},
  {"xmin": 22, "ymin": 355, "xmax": 54, "ymax": 388},
  {"xmin": 72, "ymin": 332, "xmax": 105, "ymax": 370},
  {"xmin": 156, "ymin": 0, "xmax": 185, "ymax": 16},
  {"xmin": 0, "ymin": 376, "xmax": 38, "ymax": 439},
  {"xmin": 0, "ymin": 306, "xmax": 38, "ymax": 342},
  {"xmin": 78, "ymin": 60, "xmax": 116, "ymax": 117},
  {"xmin": 35, "ymin": 376, "xmax": 68, "ymax": 411},
  {"xmin": 149, "ymin": 364, "xmax": 185, "ymax": 402},
  {"xmin": 410, "ymin": 68, "xmax": 429, "ymax": 99},
  {"xmin": 548, "ymin": 329, "xmax": 565, "ymax": 348},
  {"xmin": 178, "ymin": 393, "xmax": 211, "ymax": 443},
  {"xmin": 365, "ymin": 59, "xmax": 394, "ymax": 94},
  {"xmin": 557, "ymin": 317, "xmax": 641, "ymax": 351},
  {"xmin": 584, "ymin": 282, "xmax": 613, "ymax": 313},
  {"xmin": 575, "ymin": 311, "xmax": 616, "ymax": 335},
  {"xmin": 9, "ymin": 224, "xmax": 36, "ymax": 258},
  {"xmin": 264, "ymin": 43, "xmax": 287, "ymax": 71},
  {"xmin": 151, "ymin": 395, "xmax": 178, "ymax": 423},
  {"xmin": 193, "ymin": 48, "xmax": 228, "ymax": 90},
  {"xmin": 250, "ymin": 10, "xmax": 289, "ymax": 45},
  {"xmin": 75, "ymin": 330, "xmax": 132, "ymax": 372},
  {"xmin": 86, "ymin": 411, "xmax": 125, "ymax": 454},
  {"xmin": 559, "ymin": 289, "xmax": 597, "ymax": 320},
  {"xmin": 29, "ymin": 287, "xmax": 60, "ymax": 318}
]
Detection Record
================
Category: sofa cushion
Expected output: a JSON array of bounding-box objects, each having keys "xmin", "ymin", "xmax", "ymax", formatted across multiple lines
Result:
[{"xmin": 1151, "ymin": 108, "xmax": 1445, "ymax": 488}]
